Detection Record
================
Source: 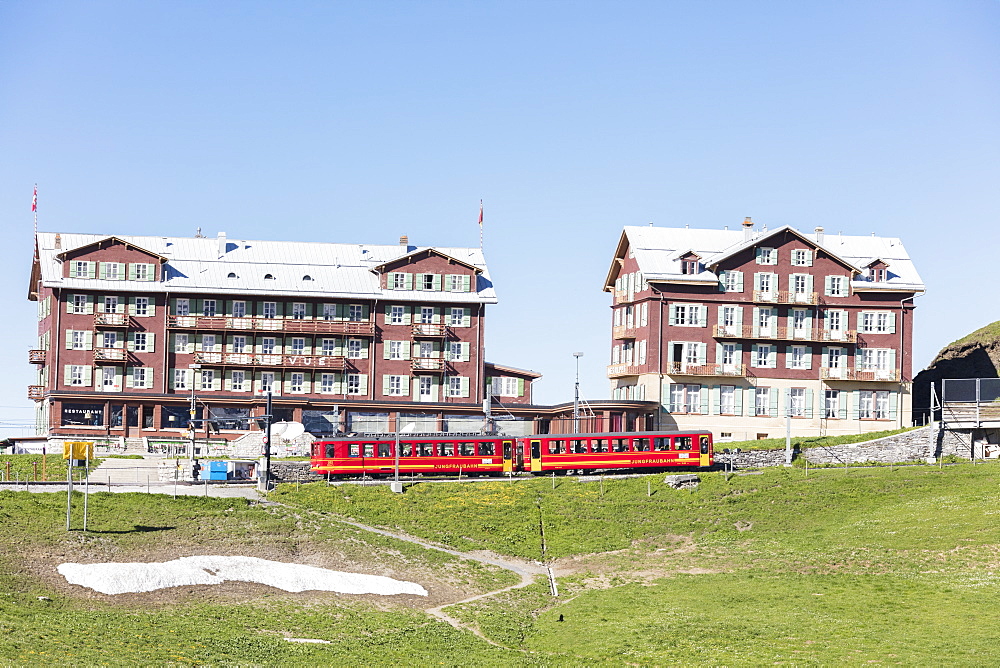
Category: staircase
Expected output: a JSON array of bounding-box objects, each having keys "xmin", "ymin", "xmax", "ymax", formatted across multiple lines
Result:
[{"xmin": 123, "ymin": 437, "xmax": 148, "ymax": 455}]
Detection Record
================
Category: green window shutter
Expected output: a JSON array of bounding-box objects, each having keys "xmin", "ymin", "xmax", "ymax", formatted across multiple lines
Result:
[
  {"xmin": 213, "ymin": 373, "xmax": 222, "ymax": 391},
  {"xmin": 192, "ymin": 299, "xmax": 203, "ymax": 316},
  {"xmin": 805, "ymin": 274, "xmax": 814, "ymax": 294},
  {"xmin": 462, "ymin": 275, "xmax": 471, "ymax": 292},
  {"xmin": 360, "ymin": 341, "xmax": 370, "ymax": 359},
  {"xmin": 754, "ymin": 248, "xmax": 762, "ymax": 263},
  {"xmin": 146, "ymin": 333, "xmax": 156, "ymax": 353},
  {"xmin": 668, "ymin": 304, "xmax": 677, "ymax": 326},
  {"xmin": 806, "ymin": 252, "xmax": 813, "ymax": 267},
  {"xmin": 699, "ymin": 305, "xmax": 708, "ymax": 327},
  {"xmin": 382, "ymin": 375, "xmax": 391, "ymax": 395},
  {"xmin": 431, "ymin": 274, "xmax": 442, "ymax": 291},
  {"xmin": 125, "ymin": 368, "xmax": 135, "ymax": 389},
  {"xmin": 98, "ymin": 263, "xmax": 107, "ymax": 280},
  {"xmin": 127, "ymin": 264, "xmax": 136, "ymax": 280},
  {"xmin": 400, "ymin": 376, "xmax": 410, "ymax": 396},
  {"xmin": 888, "ymin": 349, "xmax": 897, "ymax": 371},
  {"xmin": 824, "ymin": 276, "xmax": 833, "ymax": 296},
  {"xmin": 404, "ymin": 273, "xmax": 413, "ymax": 290},
  {"xmin": 751, "ymin": 308, "xmax": 760, "ymax": 338},
  {"xmin": 734, "ymin": 386, "xmax": 743, "ymax": 415},
  {"xmin": 383, "ymin": 342, "xmax": 392, "ymax": 360},
  {"xmin": 401, "ymin": 341, "xmax": 411, "ymax": 360},
  {"xmin": 750, "ymin": 343, "xmax": 758, "ymax": 366},
  {"xmin": 385, "ymin": 304, "xmax": 394, "ymax": 318},
  {"xmin": 358, "ymin": 374, "xmax": 369, "ymax": 395},
  {"xmin": 460, "ymin": 376, "xmax": 470, "ymax": 397},
  {"xmin": 697, "ymin": 342, "xmax": 707, "ymax": 365},
  {"xmin": 769, "ymin": 389, "xmax": 779, "ymax": 417},
  {"xmin": 717, "ymin": 307, "xmax": 726, "ymax": 325},
  {"xmin": 82, "ymin": 365, "xmax": 93, "ymax": 386},
  {"xmin": 837, "ymin": 391, "xmax": 847, "ymax": 420},
  {"xmin": 889, "ymin": 392, "xmax": 898, "ymax": 419},
  {"xmin": 784, "ymin": 345, "xmax": 794, "ymax": 369},
  {"xmin": 517, "ymin": 378, "xmax": 525, "ymax": 397},
  {"xmin": 194, "ymin": 334, "xmax": 203, "ymax": 352},
  {"xmin": 461, "ymin": 342, "xmax": 470, "ymax": 362},
  {"xmin": 361, "ymin": 304, "xmax": 370, "ymax": 320},
  {"xmin": 486, "ymin": 376, "xmax": 493, "ymax": 394},
  {"xmin": 821, "ymin": 346, "xmax": 830, "ymax": 368},
  {"xmin": 710, "ymin": 385, "xmax": 720, "ymax": 414},
  {"xmin": 888, "ymin": 312, "xmax": 897, "ymax": 334},
  {"xmin": 85, "ymin": 295, "xmax": 95, "ymax": 314},
  {"xmin": 803, "ymin": 347, "xmax": 812, "ymax": 370},
  {"xmin": 734, "ymin": 307, "xmax": 744, "ymax": 327},
  {"xmin": 718, "ymin": 271, "xmax": 727, "ymax": 293},
  {"xmin": 769, "ymin": 308, "xmax": 778, "ymax": 336},
  {"xmin": 851, "ymin": 390, "xmax": 861, "ymax": 419},
  {"xmin": 65, "ymin": 296, "xmax": 73, "ymax": 314},
  {"xmin": 805, "ymin": 389, "xmax": 814, "ymax": 418},
  {"xmin": 147, "ymin": 296, "xmax": 156, "ymax": 316},
  {"xmin": 84, "ymin": 331, "xmax": 93, "ymax": 350},
  {"xmin": 65, "ymin": 330, "xmax": 73, "ymax": 350},
  {"xmin": 768, "ymin": 346, "xmax": 777, "ymax": 368},
  {"xmin": 744, "ymin": 388, "xmax": 755, "ymax": 416},
  {"xmin": 126, "ymin": 332, "xmax": 135, "ymax": 351},
  {"xmin": 700, "ymin": 389, "xmax": 709, "ymax": 414},
  {"xmin": 402, "ymin": 306, "xmax": 412, "ymax": 326},
  {"xmin": 462, "ymin": 308, "xmax": 471, "ymax": 327},
  {"xmin": 432, "ymin": 307, "xmax": 441, "ymax": 324},
  {"xmin": 735, "ymin": 271, "xmax": 744, "ymax": 292},
  {"xmin": 87, "ymin": 262, "xmax": 97, "ymax": 279},
  {"xmin": 388, "ymin": 273, "xmax": 398, "ymax": 290}
]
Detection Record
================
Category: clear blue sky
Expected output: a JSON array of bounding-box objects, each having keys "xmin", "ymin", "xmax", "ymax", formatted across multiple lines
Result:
[{"xmin": 1, "ymin": 1, "xmax": 998, "ymax": 437}]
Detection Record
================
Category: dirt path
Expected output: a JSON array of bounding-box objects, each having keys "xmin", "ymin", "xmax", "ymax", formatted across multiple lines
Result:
[{"xmin": 330, "ymin": 517, "xmax": 546, "ymax": 646}]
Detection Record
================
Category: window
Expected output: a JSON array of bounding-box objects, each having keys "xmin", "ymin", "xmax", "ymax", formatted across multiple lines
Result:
[
  {"xmin": 758, "ymin": 308, "xmax": 773, "ymax": 334},
  {"xmin": 789, "ymin": 388, "xmax": 805, "ymax": 417},
  {"xmin": 320, "ymin": 373, "xmax": 335, "ymax": 393},
  {"xmin": 420, "ymin": 307, "xmax": 434, "ymax": 324},
  {"xmin": 102, "ymin": 366, "xmax": 117, "ymax": 389},
  {"xmin": 421, "ymin": 274, "xmax": 435, "ymax": 290},
  {"xmin": 860, "ymin": 348, "xmax": 891, "ymax": 371},
  {"xmin": 792, "ymin": 274, "xmax": 809, "ymax": 295},
  {"xmin": 321, "ymin": 339, "xmax": 336, "ymax": 356},
  {"xmin": 722, "ymin": 271, "xmax": 742, "ymax": 292},
  {"xmin": 132, "ymin": 367, "xmax": 148, "ymax": 388},
  {"xmin": 290, "ymin": 373, "xmax": 305, "ymax": 393},
  {"xmin": 491, "ymin": 377, "xmax": 521, "ymax": 397},
  {"xmin": 389, "ymin": 305, "xmax": 405, "ymax": 324},
  {"xmin": 203, "ymin": 299, "xmax": 217, "ymax": 317},
  {"xmin": 232, "ymin": 371, "xmax": 246, "ymax": 391},
  {"xmin": 102, "ymin": 332, "xmax": 117, "ymax": 349},
  {"xmin": 668, "ymin": 383, "xmax": 702, "ymax": 413},
  {"xmin": 260, "ymin": 372, "xmax": 275, "ymax": 393},
  {"xmin": 681, "ymin": 259, "xmax": 699, "ymax": 274},
  {"xmin": 391, "ymin": 273, "xmax": 407, "ymax": 290},
  {"xmin": 447, "ymin": 342, "xmax": 462, "ymax": 361},
  {"xmin": 722, "ymin": 306, "xmax": 739, "ymax": 329},
  {"xmin": 874, "ymin": 391, "xmax": 890, "ymax": 419},
  {"xmin": 876, "ymin": 312, "xmax": 890, "ymax": 333},
  {"xmin": 388, "ymin": 375, "xmax": 404, "ymax": 396},
  {"xmin": 174, "ymin": 334, "xmax": 189, "ymax": 353},
  {"xmin": 323, "ymin": 304, "xmax": 337, "ymax": 321},
  {"xmin": 791, "ymin": 249, "xmax": 812, "ymax": 266},
  {"xmin": 418, "ymin": 376, "xmax": 433, "ymax": 398},
  {"xmin": 757, "ymin": 273, "xmax": 773, "ymax": 293},
  {"xmin": 450, "ymin": 308, "xmax": 464, "ymax": 327},
  {"xmin": 685, "ymin": 384, "xmax": 701, "ymax": 413},
  {"xmin": 448, "ymin": 376, "xmax": 463, "ymax": 397},
  {"xmin": 292, "ymin": 303, "xmax": 306, "ymax": 320},
  {"xmin": 133, "ymin": 332, "xmax": 148, "ymax": 352},
  {"xmin": 174, "ymin": 369, "xmax": 188, "ymax": 390},
  {"xmin": 133, "ymin": 263, "xmax": 150, "ymax": 281},
  {"xmin": 754, "ymin": 387, "xmax": 770, "ymax": 416},
  {"xmin": 289, "ymin": 338, "xmax": 305, "ymax": 354},
  {"xmin": 202, "ymin": 334, "xmax": 216, "ymax": 352},
  {"xmin": 721, "ymin": 343, "xmax": 737, "ymax": 366},
  {"xmin": 826, "ymin": 310, "xmax": 843, "ymax": 332},
  {"xmin": 69, "ymin": 365, "xmax": 87, "ymax": 386},
  {"xmin": 103, "ymin": 296, "xmax": 118, "ymax": 313},
  {"xmin": 388, "ymin": 341, "xmax": 403, "ymax": 360},
  {"xmin": 447, "ymin": 274, "xmax": 465, "ymax": 291},
  {"xmin": 175, "ymin": 299, "xmax": 190, "ymax": 316},
  {"xmin": 348, "ymin": 304, "xmax": 363, "ymax": 322},
  {"xmin": 261, "ymin": 338, "xmax": 276, "ymax": 355},
  {"xmin": 71, "ymin": 261, "xmax": 91, "ymax": 278},
  {"xmin": 70, "ymin": 331, "xmax": 87, "ymax": 350},
  {"xmin": 789, "ymin": 346, "xmax": 809, "ymax": 369},
  {"xmin": 106, "ymin": 263, "xmax": 123, "ymax": 280},
  {"xmin": 347, "ymin": 374, "xmax": 361, "ymax": 395},
  {"xmin": 754, "ymin": 344, "xmax": 772, "ymax": 367},
  {"xmin": 232, "ymin": 301, "xmax": 246, "ymax": 318},
  {"xmin": 72, "ymin": 294, "xmax": 88, "ymax": 313},
  {"xmin": 861, "ymin": 312, "xmax": 892, "ymax": 334},
  {"xmin": 827, "ymin": 347, "xmax": 843, "ymax": 369},
  {"xmin": 347, "ymin": 339, "xmax": 363, "ymax": 359},
  {"xmin": 757, "ymin": 247, "xmax": 777, "ymax": 265},
  {"xmin": 674, "ymin": 304, "xmax": 702, "ymax": 326},
  {"xmin": 200, "ymin": 370, "xmax": 214, "ymax": 390},
  {"xmin": 262, "ymin": 302, "xmax": 277, "ymax": 318},
  {"xmin": 418, "ymin": 341, "xmax": 433, "ymax": 358},
  {"xmin": 859, "ymin": 391, "xmax": 873, "ymax": 419},
  {"xmin": 133, "ymin": 297, "xmax": 149, "ymax": 316},
  {"xmin": 232, "ymin": 336, "xmax": 247, "ymax": 353},
  {"xmin": 826, "ymin": 275, "xmax": 848, "ymax": 297},
  {"xmin": 825, "ymin": 390, "xmax": 839, "ymax": 418},
  {"xmin": 792, "ymin": 309, "xmax": 808, "ymax": 333},
  {"xmin": 720, "ymin": 385, "xmax": 736, "ymax": 414}
]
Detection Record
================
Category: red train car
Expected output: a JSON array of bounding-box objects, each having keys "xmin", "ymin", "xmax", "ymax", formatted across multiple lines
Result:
[{"xmin": 311, "ymin": 430, "xmax": 713, "ymax": 478}]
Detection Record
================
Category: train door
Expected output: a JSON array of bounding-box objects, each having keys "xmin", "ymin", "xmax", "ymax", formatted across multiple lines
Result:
[
  {"xmin": 529, "ymin": 439, "xmax": 542, "ymax": 472},
  {"xmin": 502, "ymin": 440, "xmax": 514, "ymax": 473},
  {"xmin": 699, "ymin": 435, "xmax": 712, "ymax": 467}
]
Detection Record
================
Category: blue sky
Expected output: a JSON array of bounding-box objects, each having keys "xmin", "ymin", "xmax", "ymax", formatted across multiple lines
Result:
[{"xmin": 1, "ymin": 1, "xmax": 998, "ymax": 436}]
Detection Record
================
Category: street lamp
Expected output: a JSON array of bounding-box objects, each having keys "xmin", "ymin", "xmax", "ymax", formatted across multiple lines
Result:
[
  {"xmin": 573, "ymin": 352, "xmax": 584, "ymax": 434},
  {"xmin": 188, "ymin": 364, "xmax": 201, "ymax": 460}
]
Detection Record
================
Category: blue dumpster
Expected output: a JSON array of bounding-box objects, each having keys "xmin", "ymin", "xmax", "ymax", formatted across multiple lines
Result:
[{"xmin": 206, "ymin": 461, "xmax": 228, "ymax": 481}]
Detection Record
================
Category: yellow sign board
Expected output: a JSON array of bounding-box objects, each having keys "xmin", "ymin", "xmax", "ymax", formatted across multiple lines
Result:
[{"xmin": 63, "ymin": 442, "xmax": 94, "ymax": 460}]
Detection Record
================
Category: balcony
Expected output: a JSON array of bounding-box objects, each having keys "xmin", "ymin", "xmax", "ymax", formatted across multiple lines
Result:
[
  {"xmin": 713, "ymin": 325, "xmax": 858, "ymax": 343},
  {"xmin": 28, "ymin": 385, "xmax": 44, "ymax": 401},
  {"xmin": 192, "ymin": 351, "xmax": 348, "ymax": 370},
  {"xmin": 752, "ymin": 290, "xmax": 818, "ymax": 305},
  {"xmin": 820, "ymin": 367, "xmax": 901, "ymax": 382},
  {"xmin": 94, "ymin": 347, "xmax": 126, "ymax": 363},
  {"xmin": 412, "ymin": 358, "xmax": 447, "ymax": 372},
  {"xmin": 28, "ymin": 349, "xmax": 46, "ymax": 364},
  {"xmin": 607, "ymin": 364, "xmax": 644, "ymax": 378},
  {"xmin": 612, "ymin": 325, "xmax": 638, "ymax": 340},
  {"xmin": 167, "ymin": 315, "xmax": 375, "ymax": 336},
  {"xmin": 666, "ymin": 362, "xmax": 747, "ymax": 377},
  {"xmin": 94, "ymin": 312, "xmax": 129, "ymax": 327},
  {"xmin": 412, "ymin": 323, "xmax": 448, "ymax": 338}
]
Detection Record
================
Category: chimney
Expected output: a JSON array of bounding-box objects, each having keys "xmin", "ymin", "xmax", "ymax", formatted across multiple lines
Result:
[
  {"xmin": 54, "ymin": 233, "xmax": 61, "ymax": 249},
  {"xmin": 742, "ymin": 217, "xmax": 754, "ymax": 241},
  {"xmin": 399, "ymin": 235, "xmax": 409, "ymax": 247},
  {"xmin": 814, "ymin": 226, "xmax": 825, "ymax": 244},
  {"xmin": 217, "ymin": 231, "xmax": 227, "ymax": 257}
]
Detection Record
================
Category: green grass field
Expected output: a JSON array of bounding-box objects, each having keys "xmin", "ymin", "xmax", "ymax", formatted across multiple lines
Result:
[{"xmin": 3, "ymin": 463, "xmax": 1000, "ymax": 664}]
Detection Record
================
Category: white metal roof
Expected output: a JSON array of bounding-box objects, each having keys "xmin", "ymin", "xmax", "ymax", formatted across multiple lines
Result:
[
  {"xmin": 614, "ymin": 224, "xmax": 925, "ymax": 292},
  {"xmin": 34, "ymin": 232, "xmax": 498, "ymax": 303}
]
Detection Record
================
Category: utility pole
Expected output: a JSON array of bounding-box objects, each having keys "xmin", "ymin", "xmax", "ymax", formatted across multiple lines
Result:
[
  {"xmin": 188, "ymin": 364, "xmax": 201, "ymax": 460},
  {"xmin": 573, "ymin": 352, "xmax": 584, "ymax": 434}
]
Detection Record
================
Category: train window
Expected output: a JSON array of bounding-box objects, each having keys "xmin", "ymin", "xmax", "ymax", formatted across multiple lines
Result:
[
  {"xmin": 418, "ymin": 443, "xmax": 435, "ymax": 457},
  {"xmin": 378, "ymin": 443, "xmax": 391, "ymax": 458},
  {"xmin": 400, "ymin": 442, "xmax": 414, "ymax": 457},
  {"xmin": 653, "ymin": 438, "xmax": 670, "ymax": 451},
  {"xmin": 634, "ymin": 438, "xmax": 650, "ymax": 452},
  {"xmin": 592, "ymin": 439, "xmax": 608, "ymax": 452},
  {"xmin": 460, "ymin": 442, "xmax": 476, "ymax": 456},
  {"xmin": 572, "ymin": 439, "xmax": 587, "ymax": 453},
  {"xmin": 349, "ymin": 443, "xmax": 361, "ymax": 457},
  {"xmin": 441, "ymin": 442, "xmax": 455, "ymax": 456},
  {"xmin": 363, "ymin": 444, "xmax": 375, "ymax": 457},
  {"xmin": 700, "ymin": 436, "xmax": 710, "ymax": 454},
  {"xmin": 674, "ymin": 436, "xmax": 693, "ymax": 450},
  {"xmin": 612, "ymin": 439, "xmax": 628, "ymax": 452},
  {"xmin": 326, "ymin": 444, "xmax": 336, "ymax": 458},
  {"xmin": 547, "ymin": 440, "xmax": 562, "ymax": 454},
  {"xmin": 480, "ymin": 441, "xmax": 495, "ymax": 456}
]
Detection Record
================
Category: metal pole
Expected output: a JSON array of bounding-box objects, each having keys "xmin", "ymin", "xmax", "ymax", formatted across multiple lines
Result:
[
  {"xmin": 83, "ymin": 445, "xmax": 89, "ymax": 532},
  {"xmin": 785, "ymin": 406, "xmax": 792, "ymax": 465},
  {"xmin": 65, "ymin": 457, "xmax": 73, "ymax": 531},
  {"xmin": 394, "ymin": 418, "xmax": 401, "ymax": 484},
  {"xmin": 573, "ymin": 352, "xmax": 584, "ymax": 434},
  {"xmin": 190, "ymin": 379, "xmax": 197, "ymax": 460},
  {"xmin": 263, "ymin": 390, "xmax": 273, "ymax": 491}
]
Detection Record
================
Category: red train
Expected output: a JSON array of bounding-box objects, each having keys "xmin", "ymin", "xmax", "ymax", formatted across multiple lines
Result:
[{"xmin": 310, "ymin": 430, "xmax": 713, "ymax": 478}]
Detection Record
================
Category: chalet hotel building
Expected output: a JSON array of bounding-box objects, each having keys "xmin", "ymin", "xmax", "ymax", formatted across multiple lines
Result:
[
  {"xmin": 27, "ymin": 231, "xmax": 654, "ymax": 449},
  {"xmin": 604, "ymin": 219, "xmax": 924, "ymax": 440}
]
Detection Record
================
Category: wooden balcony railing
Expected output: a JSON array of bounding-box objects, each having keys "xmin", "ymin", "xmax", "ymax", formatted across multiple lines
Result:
[
  {"xmin": 612, "ymin": 325, "xmax": 638, "ymax": 340},
  {"xmin": 412, "ymin": 323, "xmax": 448, "ymax": 337},
  {"xmin": 28, "ymin": 349, "xmax": 46, "ymax": 364},
  {"xmin": 28, "ymin": 385, "xmax": 44, "ymax": 401},
  {"xmin": 192, "ymin": 351, "xmax": 348, "ymax": 369},
  {"xmin": 606, "ymin": 364, "xmax": 644, "ymax": 378},
  {"xmin": 94, "ymin": 347, "xmax": 126, "ymax": 363},
  {"xmin": 94, "ymin": 312, "xmax": 129, "ymax": 327},
  {"xmin": 667, "ymin": 362, "xmax": 747, "ymax": 377},
  {"xmin": 820, "ymin": 367, "xmax": 901, "ymax": 382},
  {"xmin": 713, "ymin": 325, "xmax": 858, "ymax": 343},
  {"xmin": 752, "ymin": 290, "xmax": 819, "ymax": 305},
  {"xmin": 167, "ymin": 315, "xmax": 375, "ymax": 335},
  {"xmin": 411, "ymin": 358, "xmax": 446, "ymax": 372}
]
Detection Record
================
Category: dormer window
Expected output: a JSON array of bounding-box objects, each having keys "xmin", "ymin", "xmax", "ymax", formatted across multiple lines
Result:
[
  {"xmin": 791, "ymin": 249, "xmax": 813, "ymax": 266},
  {"xmin": 227, "ymin": 272, "xmax": 237, "ymax": 279},
  {"xmin": 264, "ymin": 273, "xmax": 275, "ymax": 280},
  {"xmin": 681, "ymin": 259, "xmax": 699, "ymax": 275},
  {"xmin": 302, "ymin": 275, "xmax": 313, "ymax": 281},
  {"xmin": 871, "ymin": 268, "xmax": 887, "ymax": 282},
  {"xmin": 756, "ymin": 247, "xmax": 778, "ymax": 265}
]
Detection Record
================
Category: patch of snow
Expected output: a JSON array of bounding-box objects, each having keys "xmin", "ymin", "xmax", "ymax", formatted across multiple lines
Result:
[{"xmin": 57, "ymin": 555, "xmax": 427, "ymax": 596}]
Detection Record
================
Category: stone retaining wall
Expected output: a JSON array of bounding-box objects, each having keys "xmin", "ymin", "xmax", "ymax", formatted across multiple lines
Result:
[{"xmin": 269, "ymin": 461, "xmax": 323, "ymax": 482}]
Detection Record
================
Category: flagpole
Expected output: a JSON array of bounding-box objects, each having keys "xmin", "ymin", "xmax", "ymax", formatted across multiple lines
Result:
[
  {"xmin": 32, "ymin": 184, "xmax": 38, "ymax": 237},
  {"xmin": 478, "ymin": 199, "xmax": 483, "ymax": 250}
]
